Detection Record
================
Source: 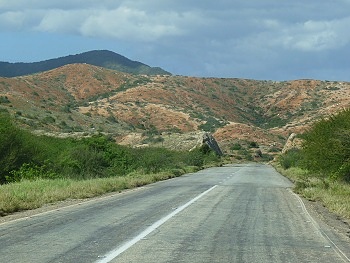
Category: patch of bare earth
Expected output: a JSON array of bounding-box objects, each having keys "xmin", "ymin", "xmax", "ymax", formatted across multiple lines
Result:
[{"xmin": 2, "ymin": 63, "xmax": 350, "ymax": 149}]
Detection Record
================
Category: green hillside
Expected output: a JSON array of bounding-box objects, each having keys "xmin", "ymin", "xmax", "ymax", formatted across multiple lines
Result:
[{"xmin": 0, "ymin": 50, "xmax": 171, "ymax": 77}]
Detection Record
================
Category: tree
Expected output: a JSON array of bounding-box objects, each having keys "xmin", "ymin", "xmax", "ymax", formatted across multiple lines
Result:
[{"xmin": 301, "ymin": 109, "xmax": 350, "ymax": 181}]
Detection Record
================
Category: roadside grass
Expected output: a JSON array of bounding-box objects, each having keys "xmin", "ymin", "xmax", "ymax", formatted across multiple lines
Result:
[
  {"xmin": 0, "ymin": 166, "xmax": 200, "ymax": 216},
  {"xmin": 0, "ymin": 112, "xmax": 226, "ymax": 216},
  {"xmin": 275, "ymin": 164, "xmax": 350, "ymax": 220}
]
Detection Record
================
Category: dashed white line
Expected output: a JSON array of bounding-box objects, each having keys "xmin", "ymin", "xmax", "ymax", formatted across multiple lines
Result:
[{"xmin": 95, "ymin": 185, "xmax": 218, "ymax": 263}]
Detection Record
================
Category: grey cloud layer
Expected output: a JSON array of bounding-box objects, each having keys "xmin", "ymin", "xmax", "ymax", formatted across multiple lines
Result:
[
  {"xmin": 2, "ymin": 1, "xmax": 349, "ymax": 48},
  {"xmin": 1, "ymin": 0, "xmax": 350, "ymax": 79}
]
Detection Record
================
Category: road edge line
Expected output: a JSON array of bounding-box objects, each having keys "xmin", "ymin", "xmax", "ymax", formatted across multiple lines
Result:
[{"xmin": 289, "ymin": 189, "xmax": 350, "ymax": 262}]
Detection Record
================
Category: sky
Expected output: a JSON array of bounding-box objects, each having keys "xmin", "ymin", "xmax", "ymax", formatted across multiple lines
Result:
[{"xmin": 1, "ymin": 0, "xmax": 350, "ymax": 81}]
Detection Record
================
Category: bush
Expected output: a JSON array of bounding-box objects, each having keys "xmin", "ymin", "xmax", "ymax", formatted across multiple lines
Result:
[
  {"xmin": 333, "ymin": 159, "xmax": 350, "ymax": 182},
  {"xmin": 249, "ymin": 141, "xmax": 259, "ymax": 148},
  {"xmin": 0, "ymin": 113, "xmax": 40, "ymax": 183},
  {"xmin": 230, "ymin": 143, "xmax": 242, "ymax": 150},
  {"xmin": 58, "ymin": 145, "xmax": 109, "ymax": 179},
  {"xmin": 238, "ymin": 149, "xmax": 253, "ymax": 161},
  {"xmin": 6, "ymin": 163, "xmax": 58, "ymax": 182},
  {"xmin": 186, "ymin": 149, "xmax": 205, "ymax": 167},
  {"xmin": 0, "ymin": 114, "xmax": 222, "ymax": 184},
  {"xmin": 198, "ymin": 117, "xmax": 225, "ymax": 132},
  {"xmin": 279, "ymin": 148, "xmax": 302, "ymax": 169},
  {"xmin": 132, "ymin": 147, "xmax": 169, "ymax": 173},
  {"xmin": 301, "ymin": 109, "xmax": 350, "ymax": 181},
  {"xmin": 0, "ymin": 96, "xmax": 10, "ymax": 103}
]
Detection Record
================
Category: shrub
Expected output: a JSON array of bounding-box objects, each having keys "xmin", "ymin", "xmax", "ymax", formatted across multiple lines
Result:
[
  {"xmin": 198, "ymin": 117, "xmax": 225, "ymax": 132},
  {"xmin": 6, "ymin": 163, "xmax": 58, "ymax": 183},
  {"xmin": 249, "ymin": 141, "xmax": 259, "ymax": 148},
  {"xmin": 279, "ymin": 148, "xmax": 302, "ymax": 169},
  {"xmin": 0, "ymin": 113, "xmax": 40, "ymax": 183},
  {"xmin": 0, "ymin": 114, "xmax": 222, "ymax": 184},
  {"xmin": 132, "ymin": 147, "xmax": 177, "ymax": 173},
  {"xmin": 43, "ymin": 116, "xmax": 55, "ymax": 124},
  {"xmin": 186, "ymin": 149, "xmax": 205, "ymax": 167},
  {"xmin": 301, "ymin": 109, "xmax": 350, "ymax": 180},
  {"xmin": 0, "ymin": 96, "xmax": 10, "ymax": 103},
  {"xmin": 230, "ymin": 143, "xmax": 242, "ymax": 150},
  {"xmin": 333, "ymin": 159, "xmax": 350, "ymax": 182},
  {"xmin": 237, "ymin": 149, "xmax": 253, "ymax": 161}
]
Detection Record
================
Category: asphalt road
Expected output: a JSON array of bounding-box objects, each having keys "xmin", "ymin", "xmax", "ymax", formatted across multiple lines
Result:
[{"xmin": 1, "ymin": 163, "xmax": 349, "ymax": 263}]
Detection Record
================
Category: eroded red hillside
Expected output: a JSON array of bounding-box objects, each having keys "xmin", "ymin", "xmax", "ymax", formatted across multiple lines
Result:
[{"xmin": 1, "ymin": 63, "xmax": 350, "ymax": 153}]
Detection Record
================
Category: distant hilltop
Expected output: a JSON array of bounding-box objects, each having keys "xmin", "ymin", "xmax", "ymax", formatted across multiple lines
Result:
[{"xmin": 0, "ymin": 50, "xmax": 171, "ymax": 77}]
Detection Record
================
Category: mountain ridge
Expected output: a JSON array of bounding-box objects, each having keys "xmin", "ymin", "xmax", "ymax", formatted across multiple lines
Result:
[
  {"xmin": 1, "ymin": 63, "xmax": 350, "ymax": 159},
  {"xmin": 0, "ymin": 50, "xmax": 171, "ymax": 77}
]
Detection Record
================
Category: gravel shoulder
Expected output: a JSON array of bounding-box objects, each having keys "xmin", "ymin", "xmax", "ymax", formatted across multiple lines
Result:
[{"xmin": 303, "ymin": 197, "xmax": 350, "ymax": 240}]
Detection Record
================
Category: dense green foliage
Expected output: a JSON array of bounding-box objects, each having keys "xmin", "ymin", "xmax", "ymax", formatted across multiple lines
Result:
[
  {"xmin": 279, "ymin": 148, "xmax": 303, "ymax": 170},
  {"xmin": 0, "ymin": 113, "xmax": 220, "ymax": 184},
  {"xmin": 279, "ymin": 109, "xmax": 350, "ymax": 182},
  {"xmin": 0, "ymin": 113, "xmax": 40, "ymax": 183},
  {"xmin": 198, "ymin": 117, "xmax": 226, "ymax": 132}
]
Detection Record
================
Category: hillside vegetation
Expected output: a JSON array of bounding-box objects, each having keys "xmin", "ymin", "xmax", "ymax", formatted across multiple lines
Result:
[
  {"xmin": 0, "ymin": 112, "xmax": 220, "ymax": 184},
  {"xmin": 0, "ymin": 112, "xmax": 221, "ymax": 215},
  {"xmin": 1, "ymin": 63, "xmax": 350, "ymax": 161},
  {"xmin": 1, "ymin": 60, "xmax": 350, "ymax": 218},
  {"xmin": 277, "ymin": 109, "xmax": 350, "ymax": 219},
  {"xmin": 0, "ymin": 50, "xmax": 170, "ymax": 77}
]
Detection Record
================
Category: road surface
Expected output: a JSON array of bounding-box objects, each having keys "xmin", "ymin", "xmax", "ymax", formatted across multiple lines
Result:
[{"xmin": 0, "ymin": 163, "xmax": 349, "ymax": 263}]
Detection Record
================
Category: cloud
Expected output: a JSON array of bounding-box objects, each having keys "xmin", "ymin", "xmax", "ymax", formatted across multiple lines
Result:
[
  {"xmin": 229, "ymin": 15, "xmax": 350, "ymax": 56},
  {"xmin": 34, "ymin": 9, "xmax": 87, "ymax": 34},
  {"xmin": 0, "ymin": 11, "xmax": 25, "ymax": 29},
  {"xmin": 0, "ymin": 3, "xmax": 201, "ymax": 41},
  {"xmin": 1, "ymin": 0, "xmax": 350, "ymax": 80},
  {"xmin": 2, "ymin": 1, "xmax": 349, "ymax": 48},
  {"xmin": 0, "ymin": 0, "xmax": 101, "ymax": 11},
  {"xmin": 279, "ymin": 17, "xmax": 350, "ymax": 51},
  {"xmin": 80, "ymin": 7, "xmax": 188, "ymax": 41}
]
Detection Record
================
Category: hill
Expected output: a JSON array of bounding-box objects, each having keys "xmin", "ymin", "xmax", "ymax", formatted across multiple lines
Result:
[
  {"xmin": 0, "ymin": 50, "xmax": 170, "ymax": 77},
  {"xmin": 1, "ymin": 63, "xmax": 350, "ymax": 159}
]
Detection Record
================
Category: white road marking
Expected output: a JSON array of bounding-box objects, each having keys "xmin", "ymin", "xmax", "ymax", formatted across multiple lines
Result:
[
  {"xmin": 95, "ymin": 185, "xmax": 218, "ymax": 263},
  {"xmin": 289, "ymin": 189, "xmax": 350, "ymax": 262}
]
